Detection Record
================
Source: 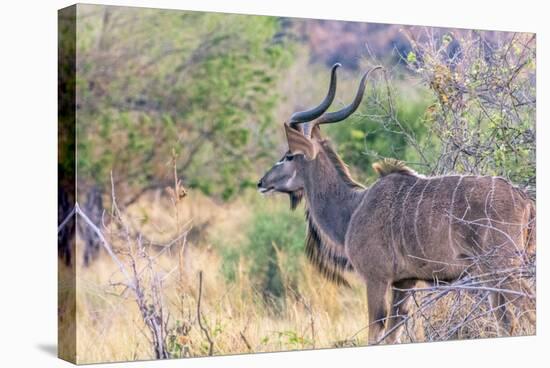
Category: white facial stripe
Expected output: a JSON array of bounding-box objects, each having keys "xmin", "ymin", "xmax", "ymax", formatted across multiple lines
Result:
[
  {"xmin": 286, "ymin": 170, "xmax": 296, "ymax": 186},
  {"xmin": 288, "ymin": 170, "xmax": 297, "ymax": 182},
  {"xmin": 275, "ymin": 160, "xmax": 284, "ymax": 166}
]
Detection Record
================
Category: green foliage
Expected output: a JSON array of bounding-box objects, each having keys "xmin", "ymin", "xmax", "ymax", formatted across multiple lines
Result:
[
  {"xmin": 76, "ymin": 5, "xmax": 293, "ymax": 200},
  {"xmin": 58, "ymin": 7, "xmax": 77, "ymax": 186},
  {"xmin": 166, "ymin": 320, "xmax": 191, "ymax": 359},
  {"xmin": 246, "ymin": 208, "xmax": 304, "ymax": 298},
  {"xmin": 219, "ymin": 199, "xmax": 305, "ymax": 305},
  {"xmin": 275, "ymin": 330, "xmax": 312, "ymax": 349},
  {"xmin": 324, "ymin": 83, "xmax": 433, "ymax": 183},
  {"xmin": 405, "ymin": 31, "xmax": 536, "ymax": 190},
  {"xmin": 324, "ymin": 32, "xmax": 535, "ymax": 191}
]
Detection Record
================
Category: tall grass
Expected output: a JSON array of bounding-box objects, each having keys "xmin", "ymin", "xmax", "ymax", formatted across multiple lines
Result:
[
  {"xmin": 66, "ymin": 179, "xmax": 534, "ymax": 363},
  {"xmin": 69, "ymin": 190, "xmax": 369, "ymax": 364}
]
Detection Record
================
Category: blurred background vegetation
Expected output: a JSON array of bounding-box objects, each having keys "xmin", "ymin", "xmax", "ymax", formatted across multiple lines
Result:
[
  {"xmin": 76, "ymin": 7, "xmax": 293, "ymax": 201},
  {"xmin": 61, "ymin": 5, "xmax": 535, "ymax": 361},
  {"xmin": 73, "ymin": 2, "xmax": 536, "ymax": 304}
]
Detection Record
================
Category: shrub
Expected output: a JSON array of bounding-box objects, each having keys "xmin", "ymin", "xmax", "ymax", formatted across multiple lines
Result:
[
  {"xmin": 218, "ymin": 199, "xmax": 305, "ymax": 308},
  {"xmin": 405, "ymin": 31, "xmax": 536, "ymax": 191}
]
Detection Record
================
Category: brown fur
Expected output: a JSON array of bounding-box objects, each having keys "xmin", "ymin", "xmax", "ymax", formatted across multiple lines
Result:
[
  {"xmin": 345, "ymin": 170, "xmax": 535, "ymax": 343},
  {"xmin": 260, "ymin": 64, "xmax": 536, "ymax": 344},
  {"xmin": 260, "ymin": 134, "xmax": 535, "ymax": 345}
]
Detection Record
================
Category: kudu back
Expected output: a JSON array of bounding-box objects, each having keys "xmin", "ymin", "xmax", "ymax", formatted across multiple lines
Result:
[{"xmin": 258, "ymin": 64, "xmax": 536, "ymax": 344}]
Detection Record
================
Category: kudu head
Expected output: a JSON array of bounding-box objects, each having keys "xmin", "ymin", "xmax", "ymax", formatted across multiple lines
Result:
[{"xmin": 258, "ymin": 63, "xmax": 382, "ymax": 209}]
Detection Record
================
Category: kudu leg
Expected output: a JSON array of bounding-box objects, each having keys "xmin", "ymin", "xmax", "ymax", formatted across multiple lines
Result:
[
  {"xmin": 383, "ymin": 279, "xmax": 418, "ymax": 344},
  {"xmin": 490, "ymin": 270, "xmax": 537, "ymax": 336},
  {"xmin": 367, "ymin": 280, "xmax": 391, "ymax": 345},
  {"xmin": 489, "ymin": 291, "xmax": 517, "ymax": 336},
  {"xmin": 516, "ymin": 277, "xmax": 536, "ymax": 326}
]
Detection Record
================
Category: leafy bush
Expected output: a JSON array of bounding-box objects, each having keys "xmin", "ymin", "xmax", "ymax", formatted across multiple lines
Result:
[
  {"xmin": 324, "ymin": 80, "xmax": 433, "ymax": 183},
  {"xmin": 75, "ymin": 6, "xmax": 294, "ymax": 202},
  {"xmin": 324, "ymin": 31, "xmax": 535, "ymax": 193},
  {"xmin": 405, "ymin": 31, "xmax": 536, "ymax": 190},
  {"xmin": 219, "ymin": 199, "xmax": 305, "ymax": 307}
]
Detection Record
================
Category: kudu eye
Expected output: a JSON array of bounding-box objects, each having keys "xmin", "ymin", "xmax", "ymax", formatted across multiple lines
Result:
[{"xmin": 286, "ymin": 155, "xmax": 294, "ymax": 161}]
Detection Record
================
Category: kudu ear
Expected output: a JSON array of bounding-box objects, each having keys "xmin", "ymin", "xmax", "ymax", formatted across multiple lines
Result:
[
  {"xmin": 284, "ymin": 124, "xmax": 318, "ymax": 160},
  {"xmin": 310, "ymin": 125, "xmax": 323, "ymax": 140}
]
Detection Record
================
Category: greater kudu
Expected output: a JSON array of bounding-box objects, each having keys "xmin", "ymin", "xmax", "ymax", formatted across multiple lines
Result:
[{"xmin": 258, "ymin": 64, "xmax": 536, "ymax": 344}]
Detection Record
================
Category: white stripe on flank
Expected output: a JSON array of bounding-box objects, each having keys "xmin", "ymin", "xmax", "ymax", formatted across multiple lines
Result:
[
  {"xmin": 448, "ymin": 176, "xmax": 464, "ymax": 247},
  {"xmin": 400, "ymin": 178, "xmax": 420, "ymax": 252},
  {"xmin": 509, "ymin": 185, "xmax": 517, "ymax": 208},
  {"xmin": 428, "ymin": 177, "xmax": 444, "ymax": 228},
  {"xmin": 461, "ymin": 185, "xmax": 476, "ymax": 220},
  {"xmin": 483, "ymin": 176, "xmax": 499, "ymax": 223},
  {"xmin": 490, "ymin": 176, "xmax": 496, "ymax": 207},
  {"xmin": 414, "ymin": 180, "xmax": 429, "ymax": 256},
  {"xmin": 390, "ymin": 183, "xmax": 407, "ymax": 272}
]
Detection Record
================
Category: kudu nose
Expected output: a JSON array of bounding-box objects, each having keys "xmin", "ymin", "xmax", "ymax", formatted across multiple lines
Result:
[{"xmin": 257, "ymin": 179, "xmax": 263, "ymax": 188}]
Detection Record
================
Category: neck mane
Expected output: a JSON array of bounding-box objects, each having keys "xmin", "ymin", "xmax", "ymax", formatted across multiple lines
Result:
[
  {"xmin": 321, "ymin": 140, "xmax": 364, "ymax": 190},
  {"xmin": 302, "ymin": 140, "xmax": 366, "ymax": 286}
]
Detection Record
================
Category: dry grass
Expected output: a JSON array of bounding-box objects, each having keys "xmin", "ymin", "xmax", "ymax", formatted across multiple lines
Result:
[
  {"xmin": 61, "ymin": 189, "xmax": 535, "ymax": 364},
  {"xmin": 68, "ymin": 190, "xmax": 372, "ymax": 364}
]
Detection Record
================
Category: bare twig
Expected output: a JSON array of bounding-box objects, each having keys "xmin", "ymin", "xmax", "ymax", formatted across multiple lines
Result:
[{"xmin": 197, "ymin": 271, "xmax": 214, "ymax": 356}]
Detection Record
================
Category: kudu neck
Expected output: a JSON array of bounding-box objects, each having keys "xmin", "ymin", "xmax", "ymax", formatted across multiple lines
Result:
[{"xmin": 303, "ymin": 145, "xmax": 365, "ymax": 247}]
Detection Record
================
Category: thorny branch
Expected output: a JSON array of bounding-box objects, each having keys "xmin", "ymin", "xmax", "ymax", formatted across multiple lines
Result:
[{"xmin": 59, "ymin": 194, "xmax": 192, "ymax": 359}]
